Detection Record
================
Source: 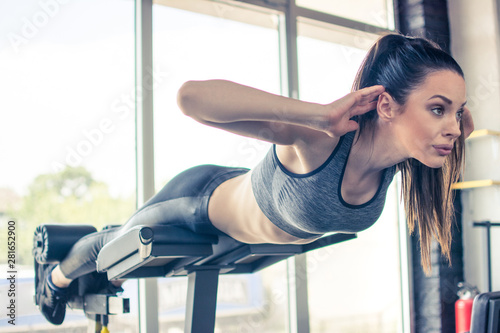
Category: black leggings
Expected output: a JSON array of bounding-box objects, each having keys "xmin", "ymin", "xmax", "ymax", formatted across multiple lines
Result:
[{"xmin": 59, "ymin": 165, "xmax": 249, "ymax": 280}]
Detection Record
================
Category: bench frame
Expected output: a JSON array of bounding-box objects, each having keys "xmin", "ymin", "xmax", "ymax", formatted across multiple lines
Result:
[
  {"xmin": 34, "ymin": 224, "xmax": 356, "ymax": 333},
  {"xmin": 95, "ymin": 225, "xmax": 356, "ymax": 332}
]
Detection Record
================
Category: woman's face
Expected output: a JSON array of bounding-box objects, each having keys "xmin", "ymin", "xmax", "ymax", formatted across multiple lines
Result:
[{"xmin": 393, "ymin": 70, "xmax": 466, "ymax": 168}]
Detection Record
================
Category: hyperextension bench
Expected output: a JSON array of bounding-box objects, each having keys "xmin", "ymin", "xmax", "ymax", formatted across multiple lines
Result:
[{"xmin": 33, "ymin": 224, "xmax": 356, "ymax": 333}]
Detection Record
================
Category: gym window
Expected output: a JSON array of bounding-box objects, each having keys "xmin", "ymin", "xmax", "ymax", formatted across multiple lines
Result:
[{"xmin": 0, "ymin": 0, "xmax": 402, "ymax": 332}]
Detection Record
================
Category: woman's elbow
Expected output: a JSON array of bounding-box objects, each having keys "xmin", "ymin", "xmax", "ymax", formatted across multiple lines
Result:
[{"xmin": 177, "ymin": 80, "xmax": 200, "ymax": 118}]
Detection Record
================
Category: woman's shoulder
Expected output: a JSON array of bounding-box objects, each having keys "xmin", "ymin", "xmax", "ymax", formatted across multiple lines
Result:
[{"xmin": 274, "ymin": 133, "xmax": 342, "ymax": 175}]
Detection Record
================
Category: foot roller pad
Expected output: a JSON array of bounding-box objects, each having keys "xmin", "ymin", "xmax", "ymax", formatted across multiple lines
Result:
[{"xmin": 33, "ymin": 224, "xmax": 98, "ymax": 264}]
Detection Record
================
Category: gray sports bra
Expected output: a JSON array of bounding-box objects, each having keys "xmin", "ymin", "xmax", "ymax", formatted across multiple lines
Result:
[{"xmin": 251, "ymin": 131, "xmax": 397, "ymax": 239}]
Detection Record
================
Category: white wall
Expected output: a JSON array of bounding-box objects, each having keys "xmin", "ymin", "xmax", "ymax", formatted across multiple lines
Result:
[{"xmin": 448, "ymin": 0, "xmax": 500, "ymax": 293}]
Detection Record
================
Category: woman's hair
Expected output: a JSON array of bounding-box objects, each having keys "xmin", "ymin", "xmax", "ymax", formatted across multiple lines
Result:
[{"xmin": 352, "ymin": 33, "xmax": 465, "ymax": 274}]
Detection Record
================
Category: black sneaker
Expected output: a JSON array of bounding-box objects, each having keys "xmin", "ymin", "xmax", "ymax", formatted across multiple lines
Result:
[{"xmin": 34, "ymin": 262, "xmax": 68, "ymax": 325}]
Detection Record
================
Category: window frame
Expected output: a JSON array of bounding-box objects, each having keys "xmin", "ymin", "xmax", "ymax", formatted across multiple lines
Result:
[{"xmin": 136, "ymin": 1, "xmax": 405, "ymax": 332}]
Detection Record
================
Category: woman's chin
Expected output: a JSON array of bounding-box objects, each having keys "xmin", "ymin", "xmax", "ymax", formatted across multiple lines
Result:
[
  {"xmin": 415, "ymin": 156, "xmax": 446, "ymax": 169},
  {"xmin": 425, "ymin": 162, "xmax": 445, "ymax": 169}
]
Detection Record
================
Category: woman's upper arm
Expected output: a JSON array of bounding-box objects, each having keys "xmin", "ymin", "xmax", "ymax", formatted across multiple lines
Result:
[{"xmin": 177, "ymin": 79, "xmax": 329, "ymax": 145}]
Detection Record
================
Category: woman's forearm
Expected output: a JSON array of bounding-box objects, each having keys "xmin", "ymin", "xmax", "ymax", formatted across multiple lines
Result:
[{"xmin": 177, "ymin": 80, "xmax": 323, "ymax": 127}]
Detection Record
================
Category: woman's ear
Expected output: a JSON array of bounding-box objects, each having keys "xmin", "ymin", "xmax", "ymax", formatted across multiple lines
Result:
[
  {"xmin": 462, "ymin": 105, "xmax": 474, "ymax": 138},
  {"xmin": 377, "ymin": 92, "xmax": 398, "ymax": 122}
]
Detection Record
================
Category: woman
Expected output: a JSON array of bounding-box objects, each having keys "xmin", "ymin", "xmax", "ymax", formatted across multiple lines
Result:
[{"xmin": 35, "ymin": 33, "xmax": 474, "ymax": 325}]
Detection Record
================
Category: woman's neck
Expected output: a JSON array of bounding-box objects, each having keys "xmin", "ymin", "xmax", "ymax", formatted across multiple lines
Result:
[{"xmin": 348, "ymin": 122, "xmax": 407, "ymax": 177}]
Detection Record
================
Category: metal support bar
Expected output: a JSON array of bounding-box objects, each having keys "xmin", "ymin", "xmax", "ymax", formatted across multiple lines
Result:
[
  {"xmin": 287, "ymin": 254, "xmax": 310, "ymax": 333},
  {"xmin": 86, "ymin": 314, "xmax": 110, "ymax": 333},
  {"xmin": 396, "ymin": 176, "xmax": 414, "ymax": 333},
  {"xmin": 87, "ymin": 314, "xmax": 103, "ymax": 333},
  {"xmin": 185, "ymin": 269, "xmax": 221, "ymax": 333},
  {"xmin": 282, "ymin": 4, "xmax": 309, "ymax": 333},
  {"xmin": 473, "ymin": 221, "xmax": 500, "ymax": 292},
  {"xmin": 285, "ymin": 2, "xmax": 299, "ymax": 100},
  {"xmin": 135, "ymin": 0, "xmax": 156, "ymax": 332},
  {"xmin": 135, "ymin": 0, "xmax": 155, "ymax": 204}
]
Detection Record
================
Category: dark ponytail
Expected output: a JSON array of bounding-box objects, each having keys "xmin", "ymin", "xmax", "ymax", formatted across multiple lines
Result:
[{"xmin": 353, "ymin": 34, "xmax": 465, "ymax": 274}]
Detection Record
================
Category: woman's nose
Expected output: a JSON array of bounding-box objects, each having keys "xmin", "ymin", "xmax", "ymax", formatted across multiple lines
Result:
[{"xmin": 445, "ymin": 115, "xmax": 462, "ymax": 138}]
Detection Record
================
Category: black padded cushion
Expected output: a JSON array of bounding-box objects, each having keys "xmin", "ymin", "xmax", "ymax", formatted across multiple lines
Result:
[
  {"xmin": 470, "ymin": 291, "xmax": 500, "ymax": 333},
  {"xmin": 33, "ymin": 224, "xmax": 97, "ymax": 264}
]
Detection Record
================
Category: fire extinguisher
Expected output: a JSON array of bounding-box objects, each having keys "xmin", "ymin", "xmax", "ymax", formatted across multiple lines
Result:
[{"xmin": 455, "ymin": 282, "xmax": 479, "ymax": 333}]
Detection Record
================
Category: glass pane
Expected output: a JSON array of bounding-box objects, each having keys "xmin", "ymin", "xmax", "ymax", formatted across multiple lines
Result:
[
  {"xmin": 153, "ymin": 0, "xmax": 281, "ymax": 181},
  {"xmin": 297, "ymin": 23, "xmax": 403, "ymax": 333},
  {"xmin": 296, "ymin": 0, "xmax": 395, "ymax": 30},
  {"xmin": 297, "ymin": 22, "xmax": 379, "ymax": 104},
  {"xmin": 152, "ymin": 1, "xmax": 286, "ymax": 331},
  {"xmin": 0, "ymin": 0, "xmax": 136, "ymax": 331}
]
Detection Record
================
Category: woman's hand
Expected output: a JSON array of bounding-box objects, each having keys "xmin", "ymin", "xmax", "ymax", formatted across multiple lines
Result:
[
  {"xmin": 462, "ymin": 106, "xmax": 474, "ymax": 138},
  {"xmin": 316, "ymin": 85, "xmax": 385, "ymax": 137}
]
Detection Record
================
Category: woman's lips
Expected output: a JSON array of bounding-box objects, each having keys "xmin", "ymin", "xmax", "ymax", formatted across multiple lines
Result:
[{"xmin": 433, "ymin": 144, "xmax": 453, "ymax": 156}]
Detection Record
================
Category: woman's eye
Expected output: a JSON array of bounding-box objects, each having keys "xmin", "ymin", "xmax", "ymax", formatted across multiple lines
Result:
[
  {"xmin": 431, "ymin": 107, "xmax": 444, "ymax": 116},
  {"xmin": 456, "ymin": 109, "xmax": 464, "ymax": 121}
]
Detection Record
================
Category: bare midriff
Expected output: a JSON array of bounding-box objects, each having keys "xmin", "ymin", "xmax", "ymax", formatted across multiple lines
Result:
[{"xmin": 207, "ymin": 169, "xmax": 319, "ymax": 245}]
